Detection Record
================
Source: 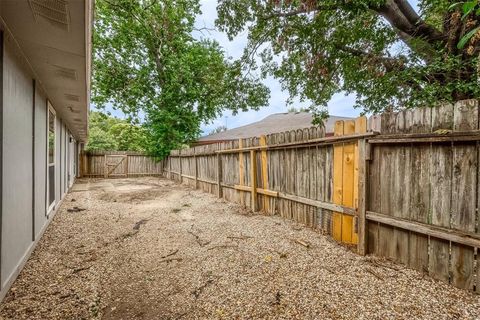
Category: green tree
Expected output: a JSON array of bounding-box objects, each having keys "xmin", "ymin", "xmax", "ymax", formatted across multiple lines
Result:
[
  {"xmin": 93, "ymin": 0, "xmax": 269, "ymax": 157},
  {"xmin": 85, "ymin": 126, "xmax": 118, "ymax": 151},
  {"xmin": 85, "ymin": 111, "xmax": 149, "ymax": 152},
  {"xmin": 216, "ymin": 0, "xmax": 480, "ymax": 121},
  {"xmin": 287, "ymin": 107, "xmax": 310, "ymax": 113},
  {"xmin": 209, "ymin": 125, "xmax": 228, "ymax": 135},
  {"xmin": 110, "ymin": 123, "xmax": 149, "ymax": 152}
]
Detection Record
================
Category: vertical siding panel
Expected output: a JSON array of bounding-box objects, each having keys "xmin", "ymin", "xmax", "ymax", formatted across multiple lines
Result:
[{"xmin": 2, "ymin": 40, "xmax": 33, "ymax": 288}]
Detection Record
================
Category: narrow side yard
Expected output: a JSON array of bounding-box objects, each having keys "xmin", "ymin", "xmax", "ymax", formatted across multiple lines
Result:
[{"xmin": 0, "ymin": 177, "xmax": 479, "ymax": 320}]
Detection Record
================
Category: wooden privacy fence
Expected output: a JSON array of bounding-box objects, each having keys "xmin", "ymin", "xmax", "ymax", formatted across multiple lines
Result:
[
  {"xmin": 81, "ymin": 151, "xmax": 164, "ymax": 178},
  {"xmin": 165, "ymin": 99, "xmax": 480, "ymax": 293}
]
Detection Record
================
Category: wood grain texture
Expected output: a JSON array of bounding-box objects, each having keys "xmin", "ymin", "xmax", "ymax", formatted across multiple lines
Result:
[
  {"xmin": 408, "ymin": 144, "xmax": 430, "ymax": 273},
  {"xmin": 342, "ymin": 120, "xmax": 356, "ymax": 244},
  {"xmin": 259, "ymin": 135, "xmax": 269, "ymax": 213},
  {"xmin": 450, "ymin": 100, "xmax": 478, "ymax": 290},
  {"xmin": 332, "ymin": 121, "xmax": 344, "ymax": 241},
  {"xmin": 367, "ymin": 145, "xmax": 381, "ymax": 255},
  {"xmin": 392, "ymin": 111, "xmax": 410, "ymax": 265},
  {"xmin": 357, "ymin": 138, "xmax": 367, "ymax": 255},
  {"xmin": 164, "ymin": 100, "xmax": 480, "ymax": 293},
  {"xmin": 407, "ymin": 108, "xmax": 432, "ymax": 272},
  {"xmin": 250, "ymin": 150, "xmax": 258, "ymax": 212}
]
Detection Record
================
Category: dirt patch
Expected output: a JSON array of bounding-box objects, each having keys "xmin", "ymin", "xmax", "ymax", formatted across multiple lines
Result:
[
  {"xmin": 0, "ymin": 177, "xmax": 479, "ymax": 320},
  {"xmin": 97, "ymin": 188, "xmax": 168, "ymax": 203}
]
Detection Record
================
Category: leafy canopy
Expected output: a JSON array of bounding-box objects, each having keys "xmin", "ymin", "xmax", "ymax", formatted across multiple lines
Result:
[
  {"xmin": 93, "ymin": 0, "xmax": 269, "ymax": 157},
  {"xmin": 209, "ymin": 125, "xmax": 228, "ymax": 135},
  {"xmin": 85, "ymin": 111, "xmax": 149, "ymax": 152},
  {"xmin": 216, "ymin": 0, "xmax": 480, "ymax": 120}
]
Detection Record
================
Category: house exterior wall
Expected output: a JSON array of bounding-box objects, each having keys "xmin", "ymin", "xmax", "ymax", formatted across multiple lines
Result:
[
  {"xmin": 34, "ymin": 87, "xmax": 47, "ymax": 239},
  {"xmin": 1, "ymin": 35, "xmax": 34, "ymax": 289},
  {"xmin": 0, "ymin": 33, "xmax": 80, "ymax": 300}
]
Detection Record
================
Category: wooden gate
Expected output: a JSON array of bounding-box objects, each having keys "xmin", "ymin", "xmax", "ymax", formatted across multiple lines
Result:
[
  {"xmin": 81, "ymin": 151, "xmax": 165, "ymax": 177},
  {"xmin": 104, "ymin": 155, "xmax": 127, "ymax": 178}
]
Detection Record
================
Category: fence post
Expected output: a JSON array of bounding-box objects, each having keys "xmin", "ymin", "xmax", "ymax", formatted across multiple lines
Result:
[
  {"xmin": 217, "ymin": 153, "xmax": 223, "ymax": 198},
  {"xmin": 125, "ymin": 155, "xmax": 129, "ymax": 177},
  {"xmin": 179, "ymin": 152, "xmax": 183, "ymax": 183},
  {"xmin": 104, "ymin": 154, "xmax": 108, "ymax": 178},
  {"xmin": 259, "ymin": 135, "xmax": 269, "ymax": 213},
  {"xmin": 169, "ymin": 155, "xmax": 172, "ymax": 180},
  {"xmin": 238, "ymin": 140, "xmax": 244, "ymax": 184},
  {"xmin": 194, "ymin": 151, "xmax": 198, "ymax": 189},
  {"xmin": 238, "ymin": 139, "xmax": 244, "ymax": 206},
  {"xmin": 357, "ymin": 138, "xmax": 367, "ymax": 255},
  {"xmin": 250, "ymin": 150, "xmax": 257, "ymax": 211}
]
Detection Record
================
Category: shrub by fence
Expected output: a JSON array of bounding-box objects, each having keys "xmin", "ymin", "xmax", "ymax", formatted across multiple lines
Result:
[
  {"xmin": 81, "ymin": 150, "xmax": 164, "ymax": 178},
  {"xmin": 165, "ymin": 99, "xmax": 480, "ymax": 293}
]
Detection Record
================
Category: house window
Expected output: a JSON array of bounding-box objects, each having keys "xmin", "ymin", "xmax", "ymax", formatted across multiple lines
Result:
[
  {"xmin": 47, "ymin": 102, "xmax": 56, "ymax": 212},
  {"xmin": 48, "ymin": 110, "xmax": 55, "ymax": 163}
]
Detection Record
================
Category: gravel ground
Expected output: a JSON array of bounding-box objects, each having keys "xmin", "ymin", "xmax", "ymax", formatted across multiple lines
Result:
[{"xmin": 0, "ymin": 177, "xmax": 479, "ymax": 320}]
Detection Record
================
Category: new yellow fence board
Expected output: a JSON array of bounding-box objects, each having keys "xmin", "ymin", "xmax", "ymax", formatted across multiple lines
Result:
[
  {"xmin": 332, "ymin": 121, "xmax": 344, "ymax": 241},
  {"xmin": 342, "ymin": 120, "xmax": 356, "ymax": 243}
]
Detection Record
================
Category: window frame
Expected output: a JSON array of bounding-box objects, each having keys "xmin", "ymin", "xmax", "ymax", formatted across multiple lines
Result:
[{"xmin": 46, "ymin": 101, "xmax": 56, "ymax": 215}]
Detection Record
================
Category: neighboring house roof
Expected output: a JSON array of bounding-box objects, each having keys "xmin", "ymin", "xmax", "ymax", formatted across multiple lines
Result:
[{"xmin": 198, "ymin": 112, "xmax": 353, "ymax": 142}]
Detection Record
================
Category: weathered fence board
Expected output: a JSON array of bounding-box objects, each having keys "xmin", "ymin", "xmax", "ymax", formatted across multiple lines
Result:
[
  {"xmin": 164, "ymin": 99, "xmax": 479, "ymax": 294},
  {"xmin": 81, "ymin": 151, "xmax": 164, "ymax": 177}
]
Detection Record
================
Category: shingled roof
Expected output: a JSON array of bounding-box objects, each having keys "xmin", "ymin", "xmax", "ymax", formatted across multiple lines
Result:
[{"xmin": 198, "ymin": 112, "xmax": 353, "ymax": 142}]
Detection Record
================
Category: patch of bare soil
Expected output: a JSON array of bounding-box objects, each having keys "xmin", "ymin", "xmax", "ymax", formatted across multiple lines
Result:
[
  {"xmin": 97, "ymin": 188, "xmax": 169, "ymax": 203},
  {"xmin": 0, "ymin": 177, "xmax": 479, "ymax": 320}
]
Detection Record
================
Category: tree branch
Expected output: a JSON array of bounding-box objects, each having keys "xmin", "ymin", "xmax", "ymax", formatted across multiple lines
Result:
[
  {"xmin": 335, "ymin": 45, "xmax": 407, "ymax": 72},
  {"xmin": 394, "ymin": 0, "xmax": 422, "ymax": 25},
  {"xmin": 376, "ymin": 0, "xmax": 446, "ymax": 44},
  {"xmin": 266, "ymin": 4, "xmax": 340, "ymax": 19}
]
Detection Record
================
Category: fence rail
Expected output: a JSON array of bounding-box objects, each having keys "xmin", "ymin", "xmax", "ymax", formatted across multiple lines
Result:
[
  {"xmin": 164, "ymin": 99, "xmax": 480, "ymax": 294},
  {"xmin": 80, "ymin": 151, "xmax": 164, "ymax": 177}
]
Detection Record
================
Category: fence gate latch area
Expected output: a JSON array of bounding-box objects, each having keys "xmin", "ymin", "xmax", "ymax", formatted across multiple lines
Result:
[{"xmin": 104, "ymin": 155, "xmax": 127, "ymax": 178}]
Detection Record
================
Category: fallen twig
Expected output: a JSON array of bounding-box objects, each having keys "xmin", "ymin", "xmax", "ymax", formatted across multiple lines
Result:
[
  {"xmin": 133, "ymin": 218, "xmax": 150, "ymax": 230},
  {"xmin": 72, "ymin": 265, "xmax": 92, "ymax": 274},
  {"xmin": 207, "ymin": 244, "xmax": 238, "ymax": 251},
  {"xmin": 368, "ymin": 259, "xmax": 401, "ymax": 271},
  {"xmin": 161, "ymin": 249, "xmax": 179, "ymax": 259},
  {"xmin": 67, "ymin": 206, "xmax": 86, "ymax": 213},
  {"xmin": 321, "ymin": 266, "xmax": 336, "ymax": 274},
  {"xmin": 192, "ymin": 279, "xmax": 214, "ymax": 299},
  {"xmin": 227, "ymin": 235, "xmax": 253, "ymax": 240},
  {"xmin": 187, "ymin": 230, "xmax": 211, "ymax": 247},
  {"xmin": 365, "ymin": 267, "xmax": 384, "ymax": 280},
  {"xmin": 291, "ymin": 238, "xmax": 310, "ymax": 248},
  {"xmin": 159, "ymin": 257, "xmax": 183, "ymax": 263}
]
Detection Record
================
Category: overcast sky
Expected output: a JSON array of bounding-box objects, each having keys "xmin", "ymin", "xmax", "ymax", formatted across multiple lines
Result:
[{"xmin": 196, "ymin": 0, "xmax": 420, "ymax": 135}]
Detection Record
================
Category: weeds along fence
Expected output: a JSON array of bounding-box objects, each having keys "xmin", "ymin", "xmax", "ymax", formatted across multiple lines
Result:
[
  {"xmin": 81, "ymin": 150, "xmax": 164, "ymax": 178},
  {"xmin": 165, "ymin": 99, "xmax": 480, "ymax": 293}
]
